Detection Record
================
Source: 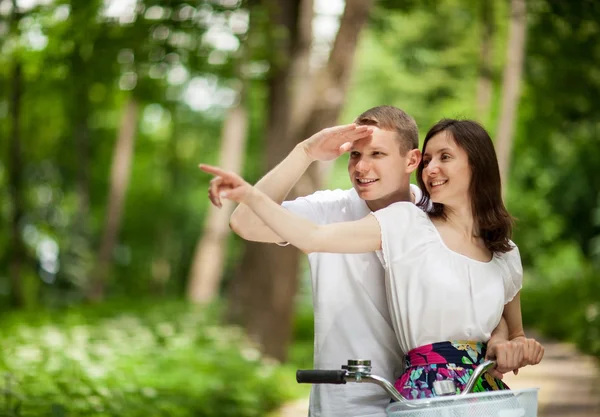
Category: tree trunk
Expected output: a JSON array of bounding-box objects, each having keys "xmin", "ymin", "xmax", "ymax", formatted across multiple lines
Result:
[
  {"xmin": 150, "ymin": 105, "xmax": 181, "ymax": 295},
  {"xmin": 74, "ymin": 116, "xmax": 91, "ymax": 223},
  {"xmin": 7, "ymin": 59, "xmax": 26, "ymax": 308},
  {"xmin": 68, "ymin": 53, "xmax": 94, "ymax": 289},
  {"xmin": 187, "ymin": 92, "xmax": 249, "ymax": 303},
  {"xmin": 288, "ymin": 0, "xmax": 315, "ymax": 137},
  {"xmin": 88, "ymin": 97, "xmax": 140, "ymax": 301},
  {"xmin": 227, "ymin": 0, "xmax": 374, "ymax": 362},
  {"xmin": 226, "ymin": 0, "xmax": 309, "ymax": 362},
  {"xmin": 476, "ymin": 0, "xmax": 495, "ymax": 123},
  {"xmin": 69, "ymin": 0, "xmax": 94, "ymax": 226},
  {"xmin": 185, "ymin": 1, "xmax": 261, "ymax": 303},
  {"xmin": 496, "ymin": 0, "xmax": 527, "ymax": 189},
  {"xmin": 297, "ymin": 0, "xmax": 375, "ymax": 191},
  {"xmin": 7, "ymin": 0, "xmax": 26, "ymax": 308}
]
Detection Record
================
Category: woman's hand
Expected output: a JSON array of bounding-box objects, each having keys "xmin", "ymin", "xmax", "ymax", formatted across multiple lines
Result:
[
  {"xmin": 486, "ymin": 340, "xmax": 524, "ymax": 379},
  {"xmin": 200, "ymin": 164, "xmax": 254, "ymax": 207}
]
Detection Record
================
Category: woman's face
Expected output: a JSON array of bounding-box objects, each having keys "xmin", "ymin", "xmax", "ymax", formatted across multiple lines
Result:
[{"xmin": 421, "ymin": 130, "xmax": 472, "ymax": 207}]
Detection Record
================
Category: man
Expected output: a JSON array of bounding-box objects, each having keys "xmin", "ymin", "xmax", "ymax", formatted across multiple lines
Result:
[{"xmin": 209, "ymin": 106, "xmax": 534, "ymax": 416}]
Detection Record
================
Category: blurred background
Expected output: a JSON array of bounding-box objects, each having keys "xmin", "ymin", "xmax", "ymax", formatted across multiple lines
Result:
[{"xmin": 1, "ymin": 0, "xmax": 599, "ymax": 415}]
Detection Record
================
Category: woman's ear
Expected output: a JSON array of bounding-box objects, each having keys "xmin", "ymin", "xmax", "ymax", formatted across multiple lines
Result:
[{"xmin": 406, "ymin": 149, "xmax": 421, "ymax": 173}]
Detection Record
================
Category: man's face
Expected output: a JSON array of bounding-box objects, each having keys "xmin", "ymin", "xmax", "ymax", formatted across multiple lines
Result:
[{"xmin": 347, "ymin": 127, "xmax": 412, "ymax": 209}]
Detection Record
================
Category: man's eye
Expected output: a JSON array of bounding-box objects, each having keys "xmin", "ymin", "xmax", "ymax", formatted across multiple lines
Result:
[{"xmin": 350, "ymin": 151, "xmax": 360, "ymax": 157}]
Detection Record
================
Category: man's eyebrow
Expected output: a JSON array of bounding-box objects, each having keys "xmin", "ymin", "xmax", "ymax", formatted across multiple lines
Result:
[{"xmin": 350, "ymin": 146, "xmax": 386, "ymax": 151}]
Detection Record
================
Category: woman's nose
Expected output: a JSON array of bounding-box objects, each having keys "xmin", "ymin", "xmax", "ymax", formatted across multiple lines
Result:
[{"xmin": 424, "ymin": 161, "xmax": 439, "ymax": 175}]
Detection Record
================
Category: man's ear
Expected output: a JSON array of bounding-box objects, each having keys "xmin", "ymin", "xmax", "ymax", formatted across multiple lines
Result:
[{"xmin": 406, "ymin": 149, "xmax": 421, "ymax": 173}]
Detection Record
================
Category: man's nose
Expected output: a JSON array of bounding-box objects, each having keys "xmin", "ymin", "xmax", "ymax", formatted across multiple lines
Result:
[{"xmin": 355, "ymin": 159, "xmax": 370, "ymax": 172}]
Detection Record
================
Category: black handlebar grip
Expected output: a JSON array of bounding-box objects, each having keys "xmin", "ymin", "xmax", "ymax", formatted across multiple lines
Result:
[{"xmin": 296, "ymin": 370, "xmax": 347, "ymax": 384}]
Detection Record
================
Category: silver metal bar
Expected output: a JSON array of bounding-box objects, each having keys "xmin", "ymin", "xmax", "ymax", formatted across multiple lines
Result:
[
  {"xmin": 300, "ymin": 358, "xmax": 500, "ymax": 409},
  {"xmin": 345, "ymin": 374, "xmax": 409, "ymax": 404},
  {"xmin": 342, "ymin": 359, "xmax": 499, "ymax": 408},
  {"xmin": 460, "ymin": 360, "xmax": 497, "ymax": 395}
]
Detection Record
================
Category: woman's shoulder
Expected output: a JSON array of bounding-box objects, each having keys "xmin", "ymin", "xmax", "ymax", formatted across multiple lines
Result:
[
  {"xmin": 495, "ymin": 241, "xmax": 523, "ymax": 302},
  {"xmin": 384, "ymin": 201, "xmax": 428, "ymax": 216},
  {"xmin": 496, "ymin": 240, "xmax": 521, "ymax": 259},
  {"xmin": 494, "ymin": 241, "xmax": 523, "ymax": 274},
  {"xmin": 372, "ymin": 202, "xmax": 435, "ymax": 243}
]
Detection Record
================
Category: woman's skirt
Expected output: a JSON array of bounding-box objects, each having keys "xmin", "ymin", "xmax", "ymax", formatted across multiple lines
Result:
[{"xmin": 395, "ymin": 340, "xmax": 510, "ymax": 399}]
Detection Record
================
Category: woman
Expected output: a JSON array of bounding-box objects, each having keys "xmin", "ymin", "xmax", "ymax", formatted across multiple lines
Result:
[{"xmin": 200, "ymin": 119, "xmax": 543, "ymax": 398}]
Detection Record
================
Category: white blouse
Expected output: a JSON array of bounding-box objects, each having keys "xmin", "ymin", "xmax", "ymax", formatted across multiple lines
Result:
[{"xmin": 372, "ymin": 202, "xmax": 523, "ymax": 354}]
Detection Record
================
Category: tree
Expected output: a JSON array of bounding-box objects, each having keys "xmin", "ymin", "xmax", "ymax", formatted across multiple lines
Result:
[
  {"xmin": 495, "ymin": 0, "xmax": 527, "ymax": 189},
  {"xmin": 187, "ymin": 84, "xmax": 249, "ymax": 303},
  {"xmin": 64, "ymin": 0, "xmax": 103, "ymax": 297},
  {"xmin": 475, "ymin": 0, "xmax": 495, "ymax": 123},
  {"xmin": 88, "ymin": 97, "xmax": 140, "ymax": 301},
  {"xmin": 226, "ymin": 0, "xmax": 374, "ymax": 361},
  {"xmin": 6, "ymin": 0, "xmax": 26, "ymax": 307}
]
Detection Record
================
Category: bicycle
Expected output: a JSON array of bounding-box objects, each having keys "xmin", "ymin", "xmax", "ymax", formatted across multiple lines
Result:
[{"xmin": 297, "ymin": 359, "xmax": 539, "ymax": 416}]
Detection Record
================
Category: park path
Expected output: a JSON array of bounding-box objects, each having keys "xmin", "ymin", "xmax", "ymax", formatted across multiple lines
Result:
[
  {"xmin": 502, "ymin": 334, "xmax": 600, "ymax": 416},
  {"xmin": 276, "ymin": 335, "xmax": 600, "ymax": 416}
]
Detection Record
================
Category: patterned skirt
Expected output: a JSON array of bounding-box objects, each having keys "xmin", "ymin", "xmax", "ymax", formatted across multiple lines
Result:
[{"xmin": 395, "ymin": 340, "xmax": 510, "ymax": 399}]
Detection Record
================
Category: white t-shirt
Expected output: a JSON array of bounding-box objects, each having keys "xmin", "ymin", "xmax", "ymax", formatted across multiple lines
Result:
[
  {"xmin": 283, "ymin": 185, "xmax": 421, "ymax": 417},
  {"xmin": 372, "ymin": 202, "xmax": 523, "ymax": 354}
]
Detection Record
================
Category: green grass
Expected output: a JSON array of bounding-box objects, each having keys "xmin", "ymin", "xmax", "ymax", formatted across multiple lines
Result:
[{"xmin": 0, "ymin": 300, "xmax": 303, "ymax": 417}]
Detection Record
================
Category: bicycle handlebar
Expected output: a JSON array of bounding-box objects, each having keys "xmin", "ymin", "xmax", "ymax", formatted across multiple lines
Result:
[
  {"xmin": 296, "ymin": 370, "xmax": 347, "ymax": 384},
  {"xmin": 297, "ymin": 359, "xmax": 498, "ymax": 407}
]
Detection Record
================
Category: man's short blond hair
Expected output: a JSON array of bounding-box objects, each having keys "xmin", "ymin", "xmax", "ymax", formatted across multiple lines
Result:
[{"xmin": 354, "ymin": 105, "xmax": 419, "ymax": 155}]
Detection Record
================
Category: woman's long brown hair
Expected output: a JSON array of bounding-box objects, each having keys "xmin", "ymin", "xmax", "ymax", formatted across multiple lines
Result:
[{"xmin": 417, "ymin": 119, "xmax": 514, "ymax": 253}]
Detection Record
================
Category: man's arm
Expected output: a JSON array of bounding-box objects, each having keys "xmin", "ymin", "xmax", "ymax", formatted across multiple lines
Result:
[
  {"xmin": 486, "ymin": 294, "xmax": 544, "ymax": 377},
  {"xmin": 503, "ymin": 292, "xmax": 526, "ymax": 341},
  {"xmin": 502, "ymin": 292, "xmax": 545, "ymax": 367},
  {"xmin": 486, "ymin": 317, "xmax": 523, "ymax": 377},
  {"xmin": 209, "ymin": 124, "xmax": 373, "ymax": 243}
]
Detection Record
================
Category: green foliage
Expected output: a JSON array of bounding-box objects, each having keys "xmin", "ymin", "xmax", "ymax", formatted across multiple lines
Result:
[
  {"xmin": 522, "ymin": 266, "xmax": 600, "ymax": 357},
  {"xmin": 0, "ymin": 0, "xmax": 252, "ymax": 304},
  {"xmin": 0, "ymin": 0, "xmax": 599, "ymax": 395},
  {"xmin": 0, "ymin": 301, "xmax": 296, "ymax": 416},
  {"xmin": 506, "ymin": 0, "xmax": 600, "ymax": 356}
]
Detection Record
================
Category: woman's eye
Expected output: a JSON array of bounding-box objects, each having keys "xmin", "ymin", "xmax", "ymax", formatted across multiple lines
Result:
[
  {"xmin": 350, "ymin": 151, "xmax": 360, "ymax": 158},
  {"xmin": 423, "ymin": 160, "xmax": 430, "ymax": 166},
  {"xmin": 441, "ymin": 154, "xmax": 450, "ymax": 160}
]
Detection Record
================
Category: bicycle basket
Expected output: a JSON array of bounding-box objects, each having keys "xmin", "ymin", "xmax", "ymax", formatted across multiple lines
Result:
[{"xmin": 386, "ymin": 388, "xmax": 538, "ymax": 417}]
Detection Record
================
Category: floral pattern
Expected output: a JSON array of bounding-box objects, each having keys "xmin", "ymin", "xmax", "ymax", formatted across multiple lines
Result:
[{"xmin": 394, "ymin": 340, "xmax": 509, "ymax": 400}]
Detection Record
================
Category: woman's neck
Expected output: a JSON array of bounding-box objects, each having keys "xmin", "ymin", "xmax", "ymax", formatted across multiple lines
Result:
[{"xmin": 442, "ymin": 202, "xmax": 478, "ymax": 239}]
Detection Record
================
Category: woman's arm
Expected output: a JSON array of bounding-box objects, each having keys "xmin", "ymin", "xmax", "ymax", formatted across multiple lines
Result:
[
  {"xmin": 200, "ymin": 164, "xmax": 382, "ymax": 254},
  {"xmin": 246, "ymin": 189, "xmax": 381, "ymax": 253}
]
